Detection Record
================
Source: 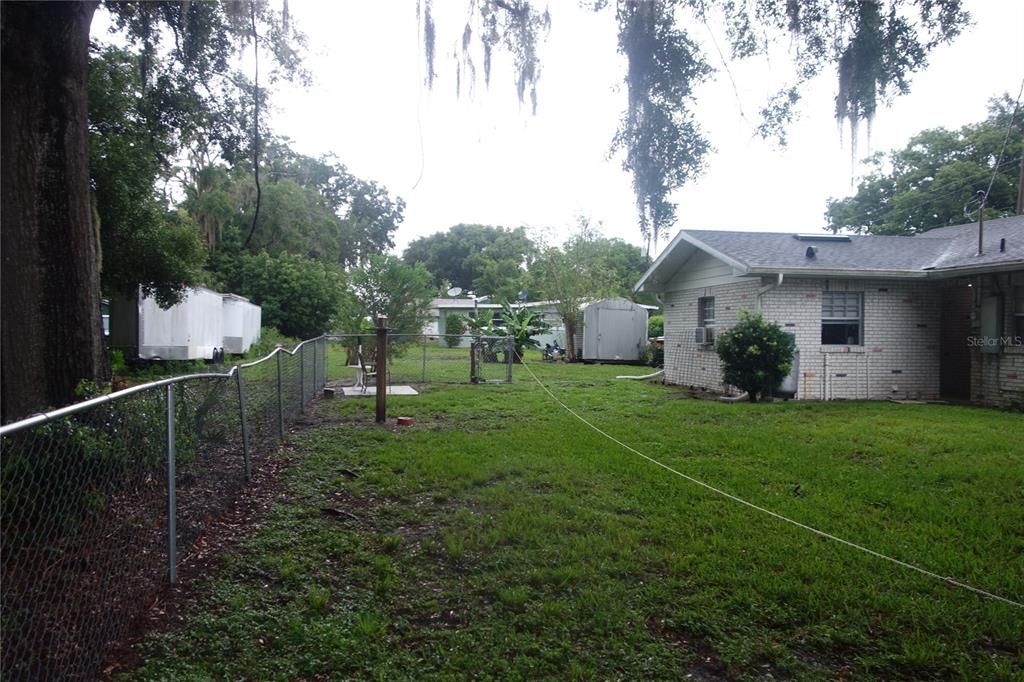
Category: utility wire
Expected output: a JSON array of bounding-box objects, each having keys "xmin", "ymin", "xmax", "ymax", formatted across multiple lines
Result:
[
  {"xmin": 837, "ymin": 154, "xmax": 1021, "ymax": 223},
  {"xmin": 982, "ymin": 77, "xmax": 1023, "ymax": 202},
  {"xmin": 832, "ymin": 154, "xmax": 1022, "ymax": 231},
  {"xmin": 514, "ymin": 352, "xmax": 1024, "ymax": 610}
]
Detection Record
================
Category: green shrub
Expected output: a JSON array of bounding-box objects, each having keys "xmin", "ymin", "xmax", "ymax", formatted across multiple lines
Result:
[
  {"xmin": 245, "ymin": 326, "xmax": 301, "ymax": 359},
  {"xmin": 110, "ymin": 349, "xmax": 127, "ymax": 375},
  {"xmin": 714, "ymin": 309, "xmax": 795, "ymax": 402},
  {"xmin": 444, "ymin": 313, "xmax": 466, "ymax": 348},
  {"xmin": 648, "ymin": 314, "xmax": 664, "ymax": 337},
  {"xmin": 234, "ymin": 252, "xmax": 345, "ymax": 339}
]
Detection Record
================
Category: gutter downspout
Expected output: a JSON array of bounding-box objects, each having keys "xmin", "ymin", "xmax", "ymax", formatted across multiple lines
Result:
[
  {"xmin": 824, "ymin": 354, "xmax": 830, "ymax": 401},
  {"xmin": 757, "ymin": 273, "xmax": 784, "ymax": 311}
]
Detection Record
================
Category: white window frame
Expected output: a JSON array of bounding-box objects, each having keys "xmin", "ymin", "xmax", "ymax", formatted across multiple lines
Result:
[
  {"xmin": 698, "ymin": 296, "xmax": 715, "ymax": 327},
  {"xmin": 821, "ymin": 291, "xmax": 863, "ymax": 345}
]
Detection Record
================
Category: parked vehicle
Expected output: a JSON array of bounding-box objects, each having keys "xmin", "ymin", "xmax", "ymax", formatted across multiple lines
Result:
[{"xmin": 543, "ymin": 341, "xmax": 567, "ymax": 362}]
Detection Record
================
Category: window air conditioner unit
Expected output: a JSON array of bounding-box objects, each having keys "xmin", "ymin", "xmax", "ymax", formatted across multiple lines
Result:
[{"xmin": 694, "ymin": 326, "xmax": 714, "ymax": 345}]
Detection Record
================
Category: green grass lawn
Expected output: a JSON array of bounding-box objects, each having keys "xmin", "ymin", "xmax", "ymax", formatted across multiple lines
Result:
[
  {"xmin": 327, "ymin": 338, "xmax": 512, "ymax": 386},
  {"xmin": 128, "ymin": 352, "xmax": 1024, "ymax": 680}
]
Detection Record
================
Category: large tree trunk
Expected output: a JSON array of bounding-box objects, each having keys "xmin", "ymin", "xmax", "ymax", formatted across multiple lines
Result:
[
  {"xmin": 2, "ymin": 1, "xmax": 105, "ymax": 423},
  {"xmin": 564, "ymin": 318, "xmax": 577, "ymax": 362}
]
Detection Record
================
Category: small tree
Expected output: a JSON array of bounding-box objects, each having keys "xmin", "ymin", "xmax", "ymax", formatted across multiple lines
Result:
[
  {"xmin": 495, "ymin": 302, "xmax": 550, "ymax": 362},
  {"xmin": 444, "ymin": 312, "xmax": 466, "ymax": 348},
  {"xmin": 715, "ymin": 310, "xmax": 795, "ymax": 403}
]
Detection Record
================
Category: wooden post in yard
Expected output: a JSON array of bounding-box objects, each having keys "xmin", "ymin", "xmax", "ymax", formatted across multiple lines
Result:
[{"xmin": 375, "ymin": 315, "xmax": 388, "ymax": 423}]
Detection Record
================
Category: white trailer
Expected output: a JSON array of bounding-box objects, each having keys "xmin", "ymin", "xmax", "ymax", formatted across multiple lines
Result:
[
  {"xmin": 221, "ymin": 293, "xmax": 262, "ymax": 354},
  {"xmin": 110, "ymin": 287, "xmax": 226, "ymax": 360},
  {"xmin": 574, "ymin": 297, "xmax": 649, "ymax": 363}
]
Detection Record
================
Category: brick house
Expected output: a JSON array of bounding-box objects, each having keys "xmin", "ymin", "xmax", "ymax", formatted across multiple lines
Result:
[{"xmin": 634, "ymin": 217, "xmax": 1024, "ymax": 406}]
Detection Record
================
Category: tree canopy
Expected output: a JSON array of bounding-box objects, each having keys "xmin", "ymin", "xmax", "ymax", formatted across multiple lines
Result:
[
  {"xmin": 89, "ymin": 45, "xmax": 208, "ymax": 307},
  {"xmin": 424, "ymin": 0, "xmax": 969, "ymax": 251},
  {"xmin": 403, "ymin": 224, "xmax": 535, "ymax": 298},
  {"xmin": 229, "ymin": 251, "xmax": 345, "ymax": 339},
  {"xmin": 826, "ymin": 96, "xmax": 1023, "ymax": 234},
  {"xmin": 342, "ymin": 255, "xmax": 436, "ymax": 335},
  {"xmin": 0, "ymin": 1, "xmax": 411, "ymax": 420}
]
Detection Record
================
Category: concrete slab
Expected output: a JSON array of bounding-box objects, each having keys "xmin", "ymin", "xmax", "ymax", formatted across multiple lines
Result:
[{"xmin": 341, "ymin": 386, "xmax": 419, "ymax": 397}]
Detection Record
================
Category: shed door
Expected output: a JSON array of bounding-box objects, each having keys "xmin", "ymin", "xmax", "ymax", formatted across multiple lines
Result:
[{"xmin": 596, "ymin": 308, "xmax": 638, "ymax": 360}]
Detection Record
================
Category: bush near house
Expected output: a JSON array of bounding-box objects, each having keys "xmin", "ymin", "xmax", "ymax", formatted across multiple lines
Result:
[
  {"xmin": 715, "ymin": 309, "xmax": 795, "ymax": 402},
  {"xmin": 444, "ymin": 313, "xmax": 466, "ymax": 348}
]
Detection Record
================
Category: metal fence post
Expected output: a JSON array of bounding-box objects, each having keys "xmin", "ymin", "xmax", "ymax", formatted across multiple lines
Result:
[
  {"xmin": 376, "ymin": 316, "xmax": 388, "ymax": 423},
  {"xmin": 165, "ymin": 384, "xmax": 177, "ymax": 584},
  {"xmin": 236, "ymin": 367, "xmax": 251, "ymax": 480},
  {"xmin": 276, "ymin": 350, "xmax": 284, "ymax": 441},
  {"xmin": 299, "ymin": 343, "xmax": 305, "ymax": 413},
  {"xmin": 421, "ymin": 334, "xmax": 427, "ymax": 383},
  {"xmin": 312, "ymin": 337, "xmax": 318, "ymax": 395},
  {"xmin": 507, "ymin": 336, "xmax": 514, "ymax": 383}
]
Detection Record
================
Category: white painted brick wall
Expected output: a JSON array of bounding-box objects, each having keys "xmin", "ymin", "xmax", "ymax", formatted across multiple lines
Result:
[
  {"xmin": 662, "ymin": 280, "xmax": 759, "ymax": 396},
  {"xmin": 663, "ymin": 276, "xmax": 943, "ymax": 400},
  {"xmin": 762, "ymin": 278, "xmax": 941, "ymax": 400}
]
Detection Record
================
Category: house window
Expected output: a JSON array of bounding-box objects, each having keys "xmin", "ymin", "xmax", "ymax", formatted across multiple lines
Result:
[
  {"xmin": 698, "ymin": 297, "xmax": 715, "ymax": 326},
  {"xmin": 821, "ymin": 291, "xmax": 862, "ymax": 345}
]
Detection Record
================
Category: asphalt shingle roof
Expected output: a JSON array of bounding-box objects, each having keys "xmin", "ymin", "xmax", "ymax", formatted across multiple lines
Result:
[
  {"xmin": 684, "ymin": 230, "xmax": 949, "ymax": 272},
  {"xmin": 686, "ymin": 216, "xmax": 1024, "ymax": 274},
  {"xmin": 636, "ymin": 216, "xmax": 1024, "ymax": 292}
]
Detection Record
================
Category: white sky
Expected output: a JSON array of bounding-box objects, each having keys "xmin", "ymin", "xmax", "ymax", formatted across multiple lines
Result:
[{"xmin": 133, "ymin": 2, "xmax": 1024, "ymax": 256}]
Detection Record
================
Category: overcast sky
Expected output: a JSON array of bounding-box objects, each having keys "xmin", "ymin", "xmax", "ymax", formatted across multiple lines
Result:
[{"xmin": 231, "ymin": 2, "xmax": 1024, "ymax": 254}]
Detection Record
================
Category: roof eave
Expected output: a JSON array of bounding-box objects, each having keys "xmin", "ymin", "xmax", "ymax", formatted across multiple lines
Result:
[
  {"xmin": 923, "ymin": 260, "xmax": 1024, "ymax": 278},
  {"xmin": 746, "ymin": 267, "xmax": 929, "ymax": 279}
]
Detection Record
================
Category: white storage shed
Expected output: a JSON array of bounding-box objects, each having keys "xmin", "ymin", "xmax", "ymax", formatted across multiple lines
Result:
[
  {"xmin": 222, "ymin": 293, "xmax": 262, "ymax": 354},
  {"xmin": 110, "ymin": 287, "xmax": 226, "ymax": 360},
  {"xmin": 573, "ymin": 297, "xmax": 649, "ymax": 363}
]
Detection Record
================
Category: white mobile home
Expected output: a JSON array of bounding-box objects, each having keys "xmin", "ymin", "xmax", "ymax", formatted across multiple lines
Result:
[{"xmin": 221, "ymin": 294, "xmax": 262, "ymax": 354}]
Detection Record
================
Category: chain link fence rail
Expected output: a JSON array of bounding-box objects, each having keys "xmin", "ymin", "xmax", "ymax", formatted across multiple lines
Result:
[
  {"xmin": 0, "ymin": 336, "xmax": 328, "ymax": 681},
  {"xmin": 326, "ymin": 334, "xmax": 514, "ymax": 386}
]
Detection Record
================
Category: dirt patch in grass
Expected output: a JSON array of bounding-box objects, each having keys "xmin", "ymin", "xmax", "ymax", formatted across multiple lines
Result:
[{"xmin": 646, "ymin": 618, "xmax": 730, "ymax": 681}]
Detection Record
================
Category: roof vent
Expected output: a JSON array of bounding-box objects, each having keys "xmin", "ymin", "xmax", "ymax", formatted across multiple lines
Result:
[
  {"xmin": 805, "ymin": 246, "xmax": 817, "ymax": 259},
  {"xmin": 1000, "ymin": 238, "xmax": 1006, "ymax": 253},
  {"xmin": 793, "ymin": 233, "xmax": 852, "ymax": 242}
]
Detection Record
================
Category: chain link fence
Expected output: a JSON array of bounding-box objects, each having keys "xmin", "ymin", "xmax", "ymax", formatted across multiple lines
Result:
[
  {"xmin": 327, "ymin": 334, "xmax": 514, "ymax": 386},
  {"xmin": 0, "ymin": 336, "xmax": 328, "ymax": 681},
  {"xmin": 0, "ymin": 330, "xmax": 513, "ymax": 679}
]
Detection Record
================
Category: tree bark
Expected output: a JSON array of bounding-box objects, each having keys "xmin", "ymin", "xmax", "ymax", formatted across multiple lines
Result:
[
  {"xmin": 564, "ymin": 318, "xmax": 577, "ymax": 362},
  {"xmin": 2, "ymin": 1, "xmax": 105, "ymax": 423}
]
